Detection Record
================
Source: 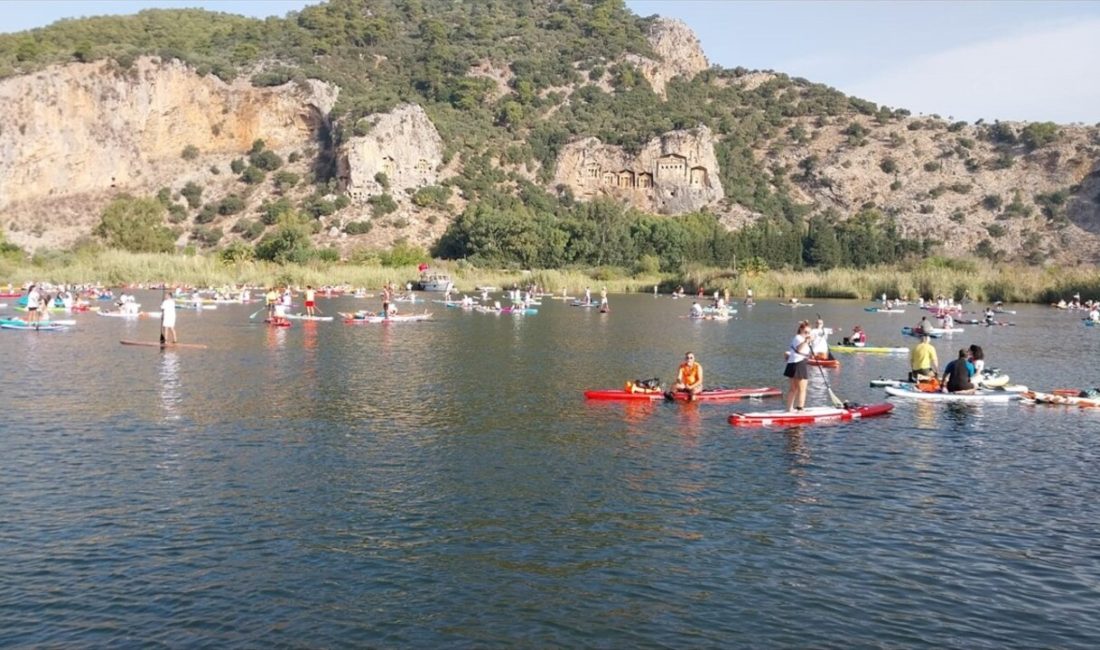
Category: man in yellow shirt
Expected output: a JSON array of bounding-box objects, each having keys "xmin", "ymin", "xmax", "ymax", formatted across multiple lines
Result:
[{"xmin": 909, "ymin": 333, "xmax": 939, "ymax": 382}]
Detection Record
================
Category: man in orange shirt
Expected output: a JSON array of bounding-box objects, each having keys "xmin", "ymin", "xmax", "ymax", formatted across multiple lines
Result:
[{"xmin": 671, "ymin": 351, "xmax": 704, "ymax": 401}]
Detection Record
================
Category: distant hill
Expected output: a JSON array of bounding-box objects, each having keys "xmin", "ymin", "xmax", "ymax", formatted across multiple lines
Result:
[{"xmin": 1, "ymin": 0, "xmax": 1097, "ymax": 269}]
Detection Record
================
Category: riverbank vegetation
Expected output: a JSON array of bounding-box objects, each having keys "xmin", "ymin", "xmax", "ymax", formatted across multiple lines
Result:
[{"xmin": 1, "ymin": 245, "xmax": 1095, "ymax": 304}]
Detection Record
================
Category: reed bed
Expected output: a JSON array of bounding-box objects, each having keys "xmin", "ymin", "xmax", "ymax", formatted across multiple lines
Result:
[{"xmin": 2, "ymin": 251, "xmax": 1097, "ymax": 303}]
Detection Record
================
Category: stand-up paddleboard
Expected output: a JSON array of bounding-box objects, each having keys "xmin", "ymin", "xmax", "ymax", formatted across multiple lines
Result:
[
  {"xmin": 901, "ymin": 327, "xmax": 942, "ymax": 338},
  {"xmin": 1, "ymin": 317, "xmax": 77, "ymax": 327},
  {"xmin": 833, "ymin": 345, "xmax": 908, "ymax": 354},
  {"xmin": 120, "ymin": 340, "xmax": 209, "ymax": 350},
  {"xmin": 865, "ymin": 307, "xmax": 906, "ymax": 313},
  {"xmin": 884, "ymin": 386, "xmax": 1021, "ymax": 402},
  {"xmin": 729, "ymin": 403, "xmax": 893, "ymax": 426},
  {"xmin": 585, "ymin": 387, "xmax": 782, "ymax": 402},
  {"xmin": 263, "ymin": 319, "xmax": 292, "ymax": 327},
  {"xmin": 1, "ymin": 322, "xmax": 68, "ymax": 331},
  {"xmin": 1022, "ymin": 390, "xmax": 1100, "ymax": 407},
  {"xmin": 284, "ymin": 313, "xmax": 335, "ymax": 322}
]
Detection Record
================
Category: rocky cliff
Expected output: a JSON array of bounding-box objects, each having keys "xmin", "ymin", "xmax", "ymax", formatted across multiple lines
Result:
[
  {"xmin": 625, "ymin": 18, "xmax": 709, "ymax": 98},
  {"xmin": 553, "ymin": 125, "xmax": 723, "ymax": 214},
  {"xmin": 338, "ymin": 104, "xmax": 444, "ymax": 202},
  {"xmin": 0, "ymin": 57, "xmax": 336, "ymax": 248}
]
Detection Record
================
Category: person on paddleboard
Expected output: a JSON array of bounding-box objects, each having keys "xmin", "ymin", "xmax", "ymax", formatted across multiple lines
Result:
[
  {"xmin": 810, "ymin": 318, "xmax": 832, "ymax": 360},
  {"xmin": 784, "ymin": 321, "xmax": 812, "ymax": 411},
  {"xmin": 941, "ymin": 348, "xmax": 976, "ymax": 393},
  {"xmin": 909, "ymin": 333, "xmax": 939, "ymax": 382},
  {"xmin": 844, "ymin": 325, "xmax": 867, "ymax": 347},
  {"xmin": 25, "ymin": 284, "xmax": 40, "ymax": 327},
  {"xmin": 160, "ymin": 289, "xmax": 177, "ymax": 344},
  {"xmin": 304, "ymin": 285, "xmax": 317, "ymax": 317},
  {"xmin": 671, "ymin": 352, "xmax": 703, "ymax": 400}
]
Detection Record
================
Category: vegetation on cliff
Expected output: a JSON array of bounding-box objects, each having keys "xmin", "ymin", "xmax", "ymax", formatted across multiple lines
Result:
[{"xmin": 1, "ymin": 0, "xmax": 1097, "ymax": 270}]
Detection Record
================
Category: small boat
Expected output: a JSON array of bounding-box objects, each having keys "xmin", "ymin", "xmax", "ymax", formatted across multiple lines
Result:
[
  {"xmin": 728, "ymin": 403, "xmax": 894, "ymax": 426},
  {"xmin": 884, "ymin": 386, "xmax": 1021, "ymax": 402},
  {"xmin": 418, "ymin": 272, "xmax": 454, "ymax": 292},
  {"xmin": 585, "ymin": 386, "xmax": 783, "ymax": 402}
]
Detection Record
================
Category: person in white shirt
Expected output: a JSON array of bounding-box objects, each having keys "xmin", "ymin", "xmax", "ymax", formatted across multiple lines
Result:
[
  {"xmin": 809, "ymin": 318, "xmax": 832, "ymax": 360},
  {"xmin": 160, "ymin": 290, "xmax": 177, "ymax": 344}
]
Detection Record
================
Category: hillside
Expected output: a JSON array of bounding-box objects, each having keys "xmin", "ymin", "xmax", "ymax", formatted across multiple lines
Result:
[{"xmin": 0, "ymin": 0, "xmax": 1097, "ymax": 270}]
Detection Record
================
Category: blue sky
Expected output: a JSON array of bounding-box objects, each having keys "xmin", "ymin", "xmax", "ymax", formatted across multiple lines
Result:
[{"xmin": 4, "ymin": 0, "xmax": 1099, "ymax": 123}]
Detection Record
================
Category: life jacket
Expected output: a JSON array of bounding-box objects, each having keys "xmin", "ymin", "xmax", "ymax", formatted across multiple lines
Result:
[{"xmin": 679, "ymin": 362, "xmax": 701, "ymax": 386}]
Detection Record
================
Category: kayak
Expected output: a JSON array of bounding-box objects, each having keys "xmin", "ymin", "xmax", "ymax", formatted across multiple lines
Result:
[
  {"xmin": 585, "ymin": 386, "xmax": 783, "ymax": 402},
  {"xmin": 807, "ymin": 358, "xmax": 840, "ymax": 368},
  {"xmin": 284, "ymin": 313, "xmax": 334, "ymax": 322},
  {"xmin": 865, "ymin": 307, "xmax": 906, "ymax": 313},
  {"xmin": 901, "ymin": 327, "xmax": 942, "ymax": 338},
  {"xmin": 832, "ymin": 345, "xmax": 908, "ymax": 354},
  {"xmin": 1, "ymin": 323, "xmax": 68, "ymax": 331},
  {"xmin": 1022, "ymin": 390, "xmax": 1100, "ymax": 407},
  {"xmin": 728, "ymin": 403, "xmax": 894, "ymax": 426},
  {"xmin": 120, "ymin": 340, "xmax": 209, "ymax": 350},
  {"xmin": 884, "ymin": 385, "xmax": 1021, "ymax": 402}
]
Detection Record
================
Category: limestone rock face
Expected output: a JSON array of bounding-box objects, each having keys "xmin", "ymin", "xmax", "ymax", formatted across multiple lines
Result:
[
  {"xmin": 553, "ymin": 125, "xmax": 723, "ymax": 214},
  {"xmin": 339, "ymin": 104, "xmax": 444, "ymax": 202},
  {"xmin": 626, "ymin": 18, "xmax": 709, "ymax": 97},
  {"xmin": 0, "ymin": 57, "xmax": 336, "ymax": 210}
]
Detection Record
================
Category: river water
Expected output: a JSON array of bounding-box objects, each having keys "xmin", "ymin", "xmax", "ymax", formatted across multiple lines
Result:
[{"xmin": 1, "ymin": 293, "xmax": 1098, "ymax": 647}]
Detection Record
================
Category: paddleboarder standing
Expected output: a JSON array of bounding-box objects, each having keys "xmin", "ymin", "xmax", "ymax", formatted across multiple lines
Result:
[{"xmin": 160, "ymin": 289, "xmax": 177, "ymax": 344}]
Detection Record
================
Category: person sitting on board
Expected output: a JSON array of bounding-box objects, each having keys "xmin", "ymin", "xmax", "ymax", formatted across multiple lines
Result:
[
  {"xmin": 939, "ymin": 312, "xmax": 954, "ymax": 329},
  {"xmin": 968, "ymin": 344, "xmax": 986, "ymax": 377},
  {"xmin": 916, "ymin": 316, "xmax": 931, "ymax": 335},
  {"xmin": 844, "ymin": 325, "xmax": 867, "ymax": 347},
  {"xmin": 1089, "ymin": 306, "xmax": 1100, "ymax": 322},
  {"xmin": 690, "ymin": 302, "xmax": 704, "ymax": 318},
  {"xmin": 788, "ymin": 297, "xmax": 800, "ymax": 305},
  {"xmin": 809, "ymin": 318, "xmax": 832, "ymax": 359},
  {"xmin": 983, "ymin": 307, "xmax": 996, "ymax": 326},
  {"xmin": 941, "ymin": 348, "xmax": 976, "ymax": 393},
  {"xmin": 670, "ymin": 352, "xmax": 703, "ymax": 401},
  {"xmin": 909, "ymin": 333, "xmax": 939, "ymax": 382},
  {"xmin": 784, "ymin": 321, "xmax": 812, "ymax": 411}
]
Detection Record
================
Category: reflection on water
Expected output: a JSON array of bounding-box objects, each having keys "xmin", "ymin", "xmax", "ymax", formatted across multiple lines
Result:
[
  {"xmin": 0, "ymin": 296, "xmax": 1098, "ymax": 647},
  {"xmin": 158, "ymin": 350, "xmax": 181, "ymax": 421}
]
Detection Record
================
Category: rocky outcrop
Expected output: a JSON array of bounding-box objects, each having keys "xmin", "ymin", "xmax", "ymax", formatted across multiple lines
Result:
[
  {"xmin": 625, "ymin": 18, "xmax": 709, "ymax": 97},
  {"xmin": 0, "ymin": 57, "xmax": 335, "ymax": 208},
  {"xmin": 554, "ymin": 125, "xmax": 723, "ymax": 214},
  {"xmin": 0, "ymin": 57, "xmax": 337, "ymax": 248},
  {"xmin": 338, "ymin": 104, "xmax": 444, "ymax": 202}
]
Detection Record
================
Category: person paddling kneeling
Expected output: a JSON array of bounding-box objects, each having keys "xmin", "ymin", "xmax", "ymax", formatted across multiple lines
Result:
[{"xmin": 669, "ymin": 352, "xmax": 703, "ymax": 401}]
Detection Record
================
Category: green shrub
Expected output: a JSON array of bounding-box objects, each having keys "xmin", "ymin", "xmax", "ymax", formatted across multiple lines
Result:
[
  {"xmin": 378, "ymin": 242, "xmax": 428, "ymax": 267},
  {"xmin": 889, "ymin": 180, "xmax": 902, "ymax": 191},
  {"xmin": 195, "ymin": 204, "xmax": 217, "ymax": 224},
  {"xmin": 412, "ymin": 185, "xmax": 450, "ymax": 208},
  {"xmin": 344, "ymin": 220, "xmax": 373, "ymax": 235},
  {"xmin": 273, "ymin": 170, "xmax": 300, "ymax": 192},
  {"xmin": 94, "ymin": 195, "xmax": 175, "ymax": 253},
  {"xmin": 167, "ymin": 203, "xmax": 187, "ymax": 223},
  {"xmin": 181, "ymin": 144, "xmax": 200, "ymax": 160},
  {"xmin": 880, "ymin": 157, "xmax": 898, "ymax": 174},
  {"xmin": 180, "ymin": 181, "xmax": 203, "ymax": 209},
  {"xmin": 220, "ymin": 240, "xmax": 255, "ymax": 263},
  {"xmin": 923, "ymin": 161, "xmax": 941, "ymax": 172},
  {"xmin": 249, "ymin": 149, "xmax": 283, "ymax": 171},
  {"xmin": 374, "ymin": 172, "xmax": 390, "ymax": 190},
  {"xmin": 986, "ymin": 223, "xmax": 1006, "ymax": 238},
  {"xmin": 230, "ymin": 158, "xmax": 246, "ymax": 174},
  {"xmin": 240, "ymin": 165, "xmax": 266, "ymax": 185},
  {"xmin": 982, "ymin": 194, "xmax": 1003, "ymax": 211},
  {"xmin": 261, "ymin": 198, "xmax": 294, "ymax": 225},
  {"xmin": 217, "ymin": 195, "xmax": 246, "ymax": 215},
  {"xmin": 368, "ymin": 193, "xmax": 398, "ymax": 217}
]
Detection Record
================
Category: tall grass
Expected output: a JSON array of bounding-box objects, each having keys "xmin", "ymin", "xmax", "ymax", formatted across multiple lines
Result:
[{"xmin": 2, "ymin": 250, "xmax": 1097, "ymax": 303}]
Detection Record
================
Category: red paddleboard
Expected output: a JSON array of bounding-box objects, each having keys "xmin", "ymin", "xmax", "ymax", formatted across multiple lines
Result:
[
  {"xmin": 120, "ymin": 340, "xmax": 208, "ymax": 349},
  {"xmin": 264, "ymin": 319, "xmax": 292, "ymax": 327},
  {"xmin": 585, "ymin": 387, "xmax": 782, "ymax": 402},
  {"xmin": 728, "ymin": 403, "xmax": 893, "ymax": 427}
]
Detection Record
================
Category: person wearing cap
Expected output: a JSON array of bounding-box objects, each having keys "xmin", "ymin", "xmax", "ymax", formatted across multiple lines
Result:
[{"xmin": 909, "ymin": 333, "xmax": 939, "ymax": 382}]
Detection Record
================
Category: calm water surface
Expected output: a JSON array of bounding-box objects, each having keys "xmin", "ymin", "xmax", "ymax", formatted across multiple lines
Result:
[{"xmin": 1, "ymin": 294, "xmax": 1098, "ymax": 647}]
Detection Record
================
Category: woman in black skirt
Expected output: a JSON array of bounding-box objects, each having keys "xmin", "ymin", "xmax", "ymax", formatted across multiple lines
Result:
[{"xmin": 784, "ymin": 320, "xmax": 812, "ymax": 411}]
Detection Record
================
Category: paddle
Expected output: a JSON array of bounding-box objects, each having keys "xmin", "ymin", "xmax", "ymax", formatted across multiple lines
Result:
[{"xmin": 249, "ymin": 307, "xmax": 265, "ymax": 320}]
